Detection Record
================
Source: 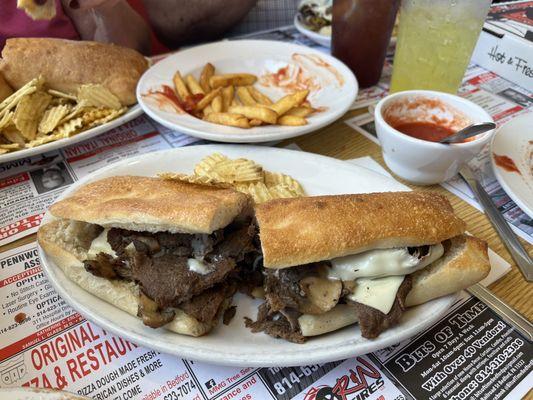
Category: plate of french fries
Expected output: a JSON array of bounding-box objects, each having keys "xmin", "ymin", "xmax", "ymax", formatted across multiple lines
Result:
[
  {"xmin": 0, "ymin": 76, "xmax": 142, "ymax": 163},
  {"xmin": 137, "ymin": 40, "xmax": 357, "ymax": 143}
]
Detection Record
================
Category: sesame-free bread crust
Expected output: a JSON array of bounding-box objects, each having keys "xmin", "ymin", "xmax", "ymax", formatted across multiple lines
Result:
[
  {"xmin": 0, "ymin": 38, "xmax": 148, "ymax": 105},
  {"xmin": 256, "ymin": 191, "xmax": 466, "ymax": 268},
  {"xmin": 49, "ymin": 175, "xmax": 251, "ymax": 234}
]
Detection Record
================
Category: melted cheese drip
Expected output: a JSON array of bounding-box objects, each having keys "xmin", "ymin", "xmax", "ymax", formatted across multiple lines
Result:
[
  {"xmin": 328, "ymin": 244, "xmax": 444, "ymax": 281},
  {"xmin": 87, "ymin": 229, "xmax": 116, "ymax": 259},
  {"xmin": 187, "ymin": 259, "xmax": 212, "ymax": 275},
  {"xmin": 347, "ymin": 276, "xmax": 405, "ymax": 314}
]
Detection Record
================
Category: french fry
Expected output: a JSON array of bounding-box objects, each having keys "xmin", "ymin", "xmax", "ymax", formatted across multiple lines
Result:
[
  {"xmin": 204, "ymin": 112, "xmax": 250, "ymax": 129},
  {"xmin": 278, "ymin": 115, "xmax": 307, "ymax": 126},
  {"xmin": 212, "ymin": 95, "xmax": 223, "ymax": 113},
  {"xmin": 221, "ymin": 86, "xmax": 234, "ymax": 111},
  {"xmin": 285, "ymin": 106, "xmax": 314, "ymax": 118},
  {"xmin": 228, "ymin": 105, "xmax": 278, "ymax": 124},
  {"xmin": 236, "ymin": 87, "xmax": 256, "ymax": 106},
  {"xmin": 249, "ymin": 119, "xmax": 262, "ymax": 127},
  {"xmin": 270, "ymin": 90, "xmax": 309, "ymax": 116},
  {"xmin": 195, "ymin": 87, "xmax": 222, "ymax": 111},
  {"xmin": 231, "ymin": 97, "xmax": 242, "ymax": 107},
  {"xmin": 210, "ymin": 74, "xmax": 257, "ymax": 89},
  {"xmin": 185, "ymin": 74, "xmax": 204, "ymax": 95},
  {"xmin": 204, "ymin": 104, "xmax": 214, "ymax": 115},
  {"xmin": 199, "ymin": 63, "xmax": 215, "ymax": 93},
  {"xmin": 248, "ymin": 86, "xmax": 273, "ymax": 105},
  {"xmin": 173, "ymin": 71, "xmax": 190, "ymax": 101}
]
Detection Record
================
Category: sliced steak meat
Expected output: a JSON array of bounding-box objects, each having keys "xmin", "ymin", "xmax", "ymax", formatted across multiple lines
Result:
[
  {"xmin": 216, "ymin": 224, "xmax": 256, "ymax": 262},
  {"xmin": 264, "ymin": 262, "xmax": 329, "ymax": 313},
  {"xmin": 83, "ymin": 253, "xmax": 132, "ymax": 280},
  {"xmin": 245, "ymin": 303, "xmax": 305, "ymax": 344},
  {"xmin": 348, "ymin": 275, "xmax": 412, "ymax": 339},
  {"xmin": 179, "ymin": 282, "xmax": 236, "ymax": 324},
  {"xmin": 138, "ymin": 292, "xmax": 175, "ymax": 328},
  {"xmin": 132, "ymin": 251, "xmax": 236, "ymax": 308}
]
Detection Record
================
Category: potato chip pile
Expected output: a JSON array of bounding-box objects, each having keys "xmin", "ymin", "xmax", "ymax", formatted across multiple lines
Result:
[
  {"xmin": 159, "ymin": 153, "xmax": 306, "ymax": 203},
  {"xmin": 0, "ymin": 76, "xmax": 127, "ymax": 155},
  {"xmin": 165, "ymin": 63, "xmax": 317, "ymax": 128}
]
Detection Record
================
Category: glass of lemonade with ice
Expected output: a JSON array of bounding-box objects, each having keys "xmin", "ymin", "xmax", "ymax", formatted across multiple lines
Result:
[{"xmin": 390, "ymin": 0, "xmax": 491, "ymax": 94}]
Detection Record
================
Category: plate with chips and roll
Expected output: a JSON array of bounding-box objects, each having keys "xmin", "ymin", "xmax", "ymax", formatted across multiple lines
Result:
[
  {"xmin": 0, "ymin": 38, "xmax": 148, "ymax": 163},
  {"xmin": 36, "ymin": 144, "xmax": 490, "ymax": 366},
  {"xmin": 137, "ymin": 40, "xmax": 358, "ymax": 143}
]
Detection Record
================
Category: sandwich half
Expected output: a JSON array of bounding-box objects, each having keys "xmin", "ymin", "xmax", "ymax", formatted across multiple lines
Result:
[
  {"xmin": 246, "ymin": 191, "xmax": 490, "ymax": 343},
  {"xmin": 38, "ymin": 175, "xmax": 253, "ymax": 336}
]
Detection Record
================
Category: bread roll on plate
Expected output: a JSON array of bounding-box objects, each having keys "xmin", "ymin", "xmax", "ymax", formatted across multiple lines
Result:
[{"xmin": 0, "ymin": 38, "xmax": 148, "ymax": 105}]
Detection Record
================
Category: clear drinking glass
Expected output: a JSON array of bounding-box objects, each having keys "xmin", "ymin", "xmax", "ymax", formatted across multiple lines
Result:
[{"xmin": 390, "ymin": 0, "xmax": 492, "ymax": 93}]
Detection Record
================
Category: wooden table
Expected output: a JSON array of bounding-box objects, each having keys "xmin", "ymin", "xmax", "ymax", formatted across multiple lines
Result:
[{"xmin": 2, "ymin": 106, "xmax": 530, "ymax": 321}]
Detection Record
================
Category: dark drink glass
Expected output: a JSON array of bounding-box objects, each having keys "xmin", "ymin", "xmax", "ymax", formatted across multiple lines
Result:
[{"xmin": 332, "ymin": 0, "xmax": 400, "ymax": 88}]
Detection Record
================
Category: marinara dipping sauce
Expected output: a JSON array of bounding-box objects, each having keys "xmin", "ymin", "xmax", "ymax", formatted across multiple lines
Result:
[{"xmin": 393, "ymin": 121, "xmax": 457, "ymax": 142}]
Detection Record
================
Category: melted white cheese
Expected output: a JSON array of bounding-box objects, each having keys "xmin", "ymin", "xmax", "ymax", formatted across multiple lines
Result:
[
  {"xmin": 328, "ymin": 244, "xmax": 444, "ymax": 281},
  {"xmin": 187, "ymin": 258, "xmax": 212, "ymax": 275},
  {"xmin": 87, "ymin": 229, "xmax": 116, "ymax": 259},
  {"xmin": 347, "ymin": 276, "xmax": 405, "ymax": 314}
]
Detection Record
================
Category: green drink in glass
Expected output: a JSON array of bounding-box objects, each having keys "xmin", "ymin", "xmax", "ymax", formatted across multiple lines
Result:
[{"xmin": 390, "ymin": 0, "xmax": 491, "ymax": 93}]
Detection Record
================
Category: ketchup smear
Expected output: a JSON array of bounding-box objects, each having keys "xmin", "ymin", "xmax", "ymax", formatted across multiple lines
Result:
[
  {"xmin": 393, "ymin": 121, "xmax": 457, "ymax": 142},
  {"xmin": 493, "ymin": 154, "xmax": 521, "ymax": 174},
  {"xmin": 155, "ymin": 85, "xmax": 204, "ymax": 113}
]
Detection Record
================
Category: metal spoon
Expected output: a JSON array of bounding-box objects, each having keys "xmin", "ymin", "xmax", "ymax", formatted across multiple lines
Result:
[{"xmin": 439, "ymin": 122, "xmax": 496, "ymax": 144}]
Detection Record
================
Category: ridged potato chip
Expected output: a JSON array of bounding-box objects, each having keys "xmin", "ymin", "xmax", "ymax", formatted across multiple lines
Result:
[
  {"xmin": 38, "ymin": 105, "xmax": 71, "ymax": 134},
  {"xmin": 268, "ymin": 184, "xmax": 301, "ymax": 199},
  {"xmin": 14, "ymin": 92, "xmax": 52, "ymax": 139},
  {"xmin": 26, "ymin": 133, "xmax": 64, "ymax": 148},
  {"xmin": 194, "ymin": 153, "xmax": 229, "ymax": 176},
  {"xmin": 158, "ymin": 172, "xmax": 231, "ymax": 188},
  {"xmin": 237, "ymin": 182, "xmax": 273, "ymax": 203},
  {"xmin": 0, "ymin": 111, "xmax": 14, "ymax": 130},
  {"xmin": 54, "ymin": 117, "xmax": 83, "ymax": 137},
  {"xmin": 2, "ymin": 125, "xmax": 26, "ymax": 145},
  {"xmin": 85, "ymin": 107, "xmax": 126, "ymax": 128},
  {"xmin": 264, "ymin": 171, "xmax": 305, "ymax": 196},
  {"xmin": 212, "ymin": 158, "xmax": 263, "ymax": 183},
  {"xmin": 0, "ymin": 143, "xmax": 22, "ymax": 150},
  {"xmin": 48, "ymin": 89, "xmax": 77, "ymax": 101},
  {"xmin": 77, "ymin": 84, "xmax": 122, "ymax": 110}
]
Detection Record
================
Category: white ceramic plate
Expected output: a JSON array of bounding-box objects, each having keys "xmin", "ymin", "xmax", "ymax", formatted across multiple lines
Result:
[
  {"xmin": 491, "ymin": 113, "xmax": 533, "ymax": 218},
  {"xmin": 0, "ymin": 105, "xmax": 142, "ymax": 164},
  {"xmin": 136, "ymin": 40, "xmax": 357, "ymax": 143},
  {"xmin": 38, "ymin": 145, "xmax": 455, "ymax": 367},
  {"xmin": 294, "ymin": 15, "xmax": 331, "ymax": 48},
  {"xmin": 0, "ymin": 387, "xmax": 90, "ymax": 399}
]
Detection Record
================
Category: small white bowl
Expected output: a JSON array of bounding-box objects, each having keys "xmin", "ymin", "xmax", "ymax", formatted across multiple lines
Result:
[{"xmin": 374, "ymin": 90, "xmax": 494, "ymax": 185}]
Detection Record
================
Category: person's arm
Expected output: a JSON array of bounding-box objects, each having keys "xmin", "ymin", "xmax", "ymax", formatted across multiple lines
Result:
[
  {"xmin": 60, "ymin": 0, "xmax": 151, "ymax": 54},
  {"xmin": 142, "ymin": 0, "xmax": 258, "ymax": 48}
]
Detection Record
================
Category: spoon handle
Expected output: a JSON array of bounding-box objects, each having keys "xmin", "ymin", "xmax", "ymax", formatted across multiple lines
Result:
[{"xmin": 440, "ymin": 122, "xmax": 496, "ymax": 144}]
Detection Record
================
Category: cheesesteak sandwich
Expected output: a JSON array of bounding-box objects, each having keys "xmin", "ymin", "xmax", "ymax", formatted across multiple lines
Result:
[
  {"xmin": 246, "ymin": 192, "xmax": 490, "ymax": 343},
  {"xmin": 38, "ymin": 175, "xmax": 254, "ymax": 336}
]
